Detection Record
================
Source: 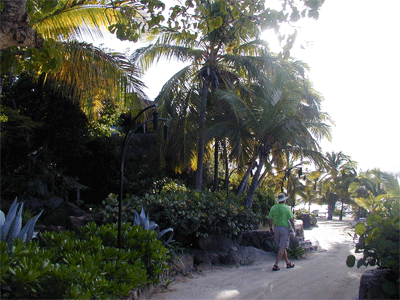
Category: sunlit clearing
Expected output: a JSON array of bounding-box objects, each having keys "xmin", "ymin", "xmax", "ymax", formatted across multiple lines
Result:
[{"xmin": 216, "ymin": 289, "xmax": 240, "ymax": 299}]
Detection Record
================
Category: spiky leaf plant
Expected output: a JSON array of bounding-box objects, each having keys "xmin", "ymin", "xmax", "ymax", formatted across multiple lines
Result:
[
  {"xmin": 0, "ymin": 198, "xmax": 43, "ymax": 252},
  {"xmin": 134, "ymin": 207, "xmax": 174, "ymax": 244}
]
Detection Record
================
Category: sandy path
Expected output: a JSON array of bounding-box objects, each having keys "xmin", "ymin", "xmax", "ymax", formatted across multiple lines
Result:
[{"xmin": 148, "ymin": 218, "xmax": 370, "ymax": 300}]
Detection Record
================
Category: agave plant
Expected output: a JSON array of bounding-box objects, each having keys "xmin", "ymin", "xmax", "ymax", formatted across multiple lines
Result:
[
  {"xmin": 134, "ymin": 208, "xmax": 174, "ymax": 245},
  {"xmin": 0, "ymin": 198, "xmax": 43, "ymax": 252}
]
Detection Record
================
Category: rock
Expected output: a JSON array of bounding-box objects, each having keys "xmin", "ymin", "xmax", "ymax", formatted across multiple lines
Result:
[
  {"xmin": 251, "ymin": 235, "xmax": 261, "ymax": 248},
  {"xmin": 221, "ymin": 248, "xmax": 240, "ymax": 266},
  {"xmin": 198, "ymin": 235, "xmax": 237, "ymax": 252},
  {"xmin": 236, "ymin": 246, "xmax": 272, "ymax": 265},
  {"xmin": 359, "ymin": 268, "xmax": 399, "ymax": 299},
  {"xmin": 66, "ymin": 214, "xmax": 91, "ymax": 232},
  {"xmin": 36, "ymin": 224, "xmax": 66, "ymax": 233},
  {"xmin": 193, "ymin": 249, "xmax": 220, "ymax": 265},
  {"xmin": 302, "ymin": 214, "xmax": 312, "ymax": 229},
  {"xmin": 170, "ymin": 252, "xmax": 194, "ymax": 275},
  {"xmin": 66, "ymin": 202, "xmax": 87, "ymax": 217},
  {"xmin": 260, "ymin": 236, "xmax": 276, "ymax": 252}
]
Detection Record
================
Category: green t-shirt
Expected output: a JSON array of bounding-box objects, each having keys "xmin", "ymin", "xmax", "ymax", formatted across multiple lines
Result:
[{"xmin": 268, "ymin": 203, "xmax": 294, "ymax": 228}]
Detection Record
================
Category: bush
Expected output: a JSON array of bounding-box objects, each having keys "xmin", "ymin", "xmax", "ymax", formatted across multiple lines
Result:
[
  {"xmin": 294, "ymin": 208, "xmax": 318, "ymax": 227},
  {"xmin": 251, "ymin": 188, "xmax": 275, "ymax": 225},
  {"xmin": 347, "ymin": 200, "xmax": 399, "ymax": 297},
  {"xmin": 1, "ymin": 223, "xmax": 169, "ymax": 299},
  {"xmin": 92, "ymin": 182, "xmax": 261, "ymax": 248}
]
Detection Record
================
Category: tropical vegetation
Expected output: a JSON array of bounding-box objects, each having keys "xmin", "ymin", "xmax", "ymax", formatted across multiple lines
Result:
[
  {"xmin": 346, "ymin": 170, "xmax": 399, "ymax": 297},
  {"xmin": 2, "ymin": 0, "xmax": 399, "ymax": 298},
  {"xmin": 1, "ymin": 223, "xmax": 169, "ymax": 299}
]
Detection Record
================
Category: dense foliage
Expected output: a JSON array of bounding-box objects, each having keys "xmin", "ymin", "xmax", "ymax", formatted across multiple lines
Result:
[
  {"xmin": 92, "ymin": 180, "xmax": 266, "ymax": 247},
  {"xmin": 346, "ymin": 171, "xmax": 400, "ymax": 297},
  {"xmin": 1, "ymin": 223, "xmax": 169, "ymax": 299}
]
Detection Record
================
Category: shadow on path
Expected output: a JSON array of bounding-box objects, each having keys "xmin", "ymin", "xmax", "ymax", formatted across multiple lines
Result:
[{"xmin": 149, "ymin": 218, "xmax": 369, "ymax": 300}]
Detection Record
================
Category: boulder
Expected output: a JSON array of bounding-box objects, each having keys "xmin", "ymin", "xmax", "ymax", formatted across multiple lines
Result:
[
  {"xmin": 36, "ymin": 224, "xmax": 66, "ymax": 233},
  {"xmin": 192, "ymin": 249, "xmax": 220, "ymax": 265},
  {"xmin": 169, "ymin": 252, "xmax": 195, "ymax": 275},
  {"xmin": 198, "ymin": 234, "xmax": 237, "ymax": 252},
  {"xmin": 236, "ymin": 246, "xmax": 273, "ymax": 265},
  {"xmin": 359, "ymin": 268, "xmax": 399, "ymax": 299},
  {"xmin": 221, "ymin": 248, "xmax": 240, "ymax": 266},
  {"xmin": 302, "ymin": 214, "xmax": 312, "ymax": 229},
  {"xmin": 66, "ymin": 214, "xmax": 91, "ymax": 232}
]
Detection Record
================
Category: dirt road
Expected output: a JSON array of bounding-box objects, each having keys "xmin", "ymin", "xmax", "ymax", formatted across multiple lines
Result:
[{"xmin": 148, "ymin": 218, "xmax": 369, "ymax": 300}]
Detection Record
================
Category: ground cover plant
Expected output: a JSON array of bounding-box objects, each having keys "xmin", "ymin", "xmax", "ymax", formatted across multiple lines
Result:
[{"xmin": 1, "ymin": 222, "xmax": 169, "ymax": 299}]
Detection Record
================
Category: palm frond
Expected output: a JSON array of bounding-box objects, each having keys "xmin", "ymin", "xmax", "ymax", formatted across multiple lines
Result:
[
  {"xmin": 47, "ymin": 41, "xmax": 147, "ymax": 118},
  {"xmin": 33, "ymin": 0, "xmax": 146, "ymax": 42}
]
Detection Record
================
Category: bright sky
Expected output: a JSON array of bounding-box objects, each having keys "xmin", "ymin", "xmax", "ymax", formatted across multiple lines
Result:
[{"xmin": 100, "ymin": 0, "xmax": 400, "ymax": 174}]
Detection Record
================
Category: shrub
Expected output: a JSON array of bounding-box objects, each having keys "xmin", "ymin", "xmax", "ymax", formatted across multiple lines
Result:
[
  {"xmin": 251, "ymin": 188, "xmax": 275, "ymax": 225},
  {"xmin": 78, "ymin": 222, "xmax": 169, "ymax": 279},
  {"xmin": 1, "ymin": 223, "xmax": 169, "ymax": 299},
  {"xmin": 137, "ymin": 190, "xmax": 259, "ymax": 247},
  {"xmin": 92, "ymin": 183, "xmax": 261, "ymax": 248},
  {"xmin": 347, "ymin": 200, "xmax": 399, "ymax": 297},
  {"xmin": 294, "ymin": 208, "xmax": 318, "ymax": 226}
]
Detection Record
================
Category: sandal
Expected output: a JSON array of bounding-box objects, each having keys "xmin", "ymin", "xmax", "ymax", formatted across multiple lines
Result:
[
  {"xmin": 286, "ymin": 262, "xmax": 295, "ymax": 269},
  {"xmin": 272, "ymin": 265, "xmax": 280, "ymax": 271}
]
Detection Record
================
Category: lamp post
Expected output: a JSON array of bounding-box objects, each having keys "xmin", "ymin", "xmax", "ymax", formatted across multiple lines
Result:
[{"xmin": 118, "ymin": 104, "xmax": 168, "ymax": 248}]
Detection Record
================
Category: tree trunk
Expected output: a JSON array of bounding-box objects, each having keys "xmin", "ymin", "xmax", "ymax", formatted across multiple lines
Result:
[
  {"xmin": 236, "ymin": 164, "xmax": 253, "ymax": 195},
  {"xmin": 212, "ymin": 138, "xmax": 219, "ymax": 192},
  {"xmin": 327, "ymin": 193, "xmax": 337, "ymax": 220},
  {"xmin": 339, "ymin": 199, "xmax": 344, "ymax": 221},
  {"xmin": 245, "ymin": 152, "xmax": 266, "ymax": 208},
  {"xmin": 222, "ymin": 140, "xmax": 229, "ymax": 193},
  {"xmin": 195, "ymin": 75, "xmax": 211, "ymax": 191},
  {"xmin": 256, "ymin": 168, "xmax": 268, "ymax": 189},
  {"xmin": 0, "ymin": 0, "xmax": 44, "ymax": 50}
]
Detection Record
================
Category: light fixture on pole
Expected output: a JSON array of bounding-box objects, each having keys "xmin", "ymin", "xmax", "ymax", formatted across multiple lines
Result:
[{"xmin": 118, "ymin": 105, "xmax": 168, "ymax": 248}]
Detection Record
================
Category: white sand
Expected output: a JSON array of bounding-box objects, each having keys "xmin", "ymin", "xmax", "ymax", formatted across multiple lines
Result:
[{"xmin": 148, "ymin": 217, "xmax": 369, "ymax": 300}]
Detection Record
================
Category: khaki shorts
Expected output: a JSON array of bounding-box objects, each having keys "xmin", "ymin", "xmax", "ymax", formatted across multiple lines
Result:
[{"xmin": 274, "ymin": 226, "xmax": 290, "ymax": 249}]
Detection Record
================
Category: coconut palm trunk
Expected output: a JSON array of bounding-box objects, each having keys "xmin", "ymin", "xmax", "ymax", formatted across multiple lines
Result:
[
  {"xmin": 236, "ymin": 163, "xmax": 254, "ymax": 195},
  {"xmin": 213, "ymin": 138, "xmax": 219, "ymax": 191},
  {"xmin": 245, "ymin": 150, "xmax": 268, "ymax": 208},
  {"xmin": 195, "ymin": 75, "xmax": 211, "ymax": 191}
]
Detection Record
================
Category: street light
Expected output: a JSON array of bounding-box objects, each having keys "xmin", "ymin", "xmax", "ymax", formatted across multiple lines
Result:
[{"xmin": 118, "ymin": 104, "xmax": 168, "ymax": 248}]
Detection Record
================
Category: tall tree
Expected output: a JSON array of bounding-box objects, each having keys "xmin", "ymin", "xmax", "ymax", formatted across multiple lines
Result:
[
  {"xmin": 320, "ymin": 151, "xmax": 357, "ymax": 220},
  {"xmin": 217, "ymin": 64, "xmax": 331, "ymax": 207},
  {"xmin": 134, "ymin": 0, "xmax": 325, "ymax": 191},
  {"xmin": 349, "ymin": 169, "xmax": 396, "ymax": 213},
  {"xmin": 0, "ymin": 0, "xmax": 166, "ymax": 114}
]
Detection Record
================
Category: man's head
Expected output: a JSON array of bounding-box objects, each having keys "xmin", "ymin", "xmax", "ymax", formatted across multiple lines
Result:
[{"xmin": 276, "ymin": 193, "xmax": 289, "ymax": 203}]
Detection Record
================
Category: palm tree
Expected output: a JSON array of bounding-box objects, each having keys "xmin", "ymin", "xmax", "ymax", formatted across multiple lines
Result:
[
  {"xmin": 217, "ymin": 64, "xmax": 331, "ymax": 207},
  {"xmin": 297, "ymin": 170, "xmax": 323, "ymax": 211},
  {"xmin": 320, "ymin": 151, "xmax": 357, "ymax": 220},
  {"xmin": 133, "ymin": 0, "xmax": 325, "ymax": 191},
  {"xmin": 349, "ymin": 169, "xmax": 399, "ymax": 216},
  {"xmin": 1, "ymin": 0, "xmax": 163, "ymax": 114}
]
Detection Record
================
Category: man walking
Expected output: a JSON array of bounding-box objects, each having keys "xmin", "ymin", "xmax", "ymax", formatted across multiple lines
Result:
[{"xmin": 268, "ymin": 193, "xmax": 296, "ymax": 271}]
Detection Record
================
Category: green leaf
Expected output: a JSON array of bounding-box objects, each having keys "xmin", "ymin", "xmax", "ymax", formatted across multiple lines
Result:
[
  {"xmin": 346, "ymin": 255, "xmax": 356, "ymax": 267},
  {"xmin": 355, "ymin": 222, "xmax": 366, "ymax": 235},
  {"xmin": 367, "ymin": 214, "xmax": 374, "ymax": 226},
  {"xmin": 356, "ymin": 258, "xmax": 366, "ymax": 268},
  {"xmin": 382, "ymin": 280, "xmax": 398, "ymax": 296}
]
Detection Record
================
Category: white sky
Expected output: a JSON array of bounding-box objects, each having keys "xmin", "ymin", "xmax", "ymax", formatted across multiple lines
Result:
[{"xmin": 99, "ymin": 0, "xmax": 400, "ymax": 174}]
